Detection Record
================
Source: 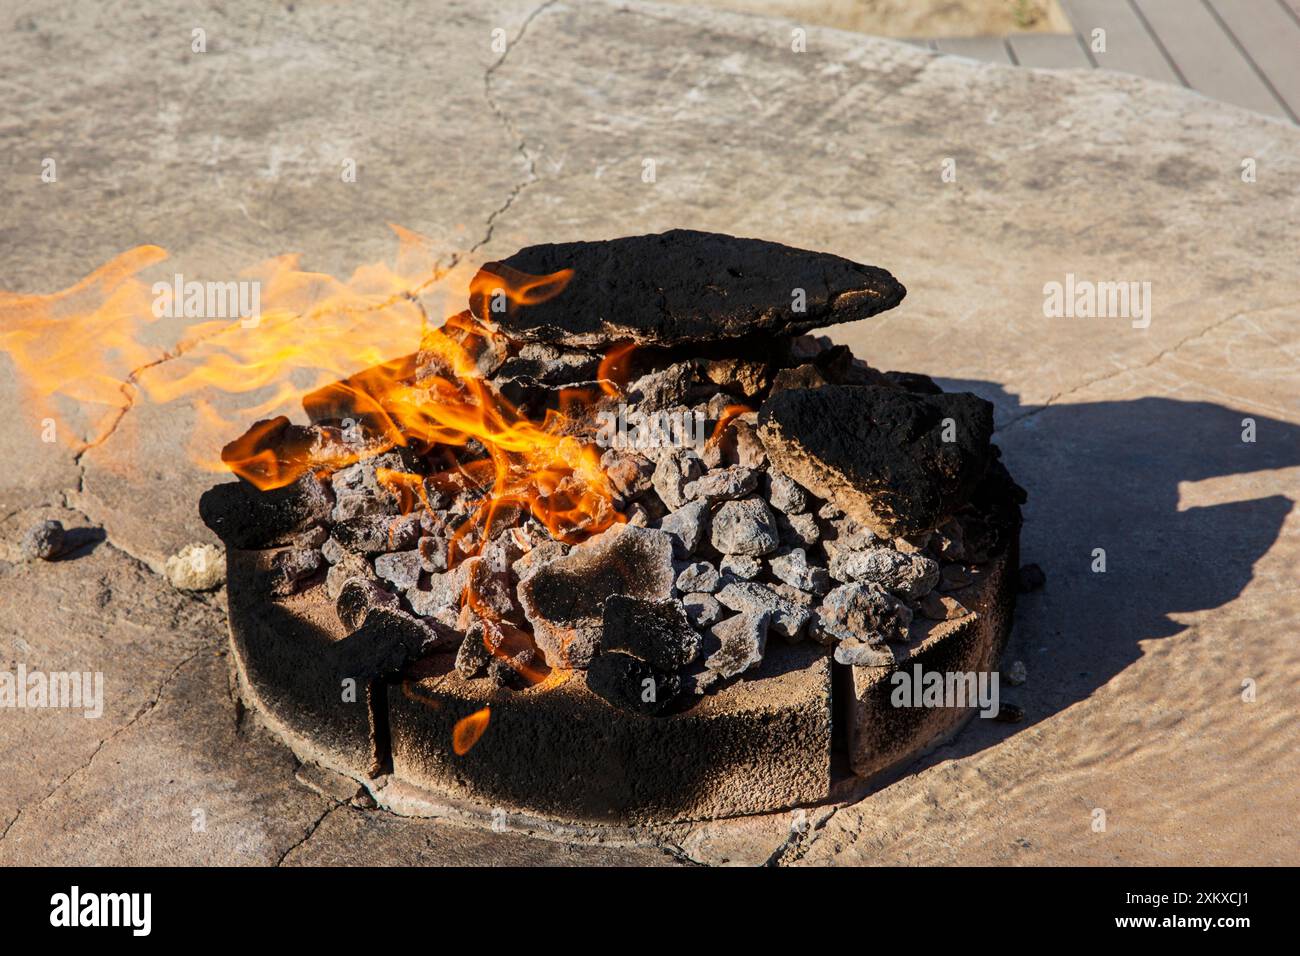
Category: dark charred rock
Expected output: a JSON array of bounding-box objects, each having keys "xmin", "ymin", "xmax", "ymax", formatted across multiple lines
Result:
[
  {"xmin": 469, "ymin": 230, "xmax": 905, "ymax": 348},
  {"xmin": 454, "ymin": 621, "xmax": 493, "ymax": 678},
  {"xmin": 704, "ymin": 612, "xmax": 769, "ymax": 679},
  {"xmin": 884, "ymin": 370, "xmax": 943, "ymax": 394},
  {"xmin": 330, "ymin": 513, "xmax": 420, "ymax": 555},
  {"xmin": 814, "ymin": 582, "xmax": 912, "ymax": 644},
  {"xmin": 331, "ymin": 605, "xmax": 454, "ymax": 683},
  {"xmin": 496, "ymin": 343, "xmax": 602, "ymax": 386},
  {"xmin": 517, "ymin": 524, "xmax": 675, "ymax": 669},
  {"xmin": 758, "ymin": 385, "xmax": 994, "ymax": 537},
  {"xmin": 586, "ymin": 651, "xmax": 682, "ymax": 716},
  {"xmin": 200, "ymin": 475, "xmax": 334, "ymax": 550},
  {"xmin": 601, "ymin": 595, "xmax": 702, "ymax": 671},
  {"xmin": 271, "ymin": 547, "xmax": 324, "ymax": 596},
  {"xmin": 336, "ymin": 578, "xmax": 400, "ymax": 632},
  {"xmin": 770, "ymin": 363, "xmax": 828, "ymax": 394}
]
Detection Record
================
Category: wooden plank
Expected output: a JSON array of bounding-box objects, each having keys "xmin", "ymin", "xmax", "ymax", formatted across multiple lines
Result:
[
  {"xmin": 1208, "ymin": 0, "xmax": 1300, "ymax": 121},
  {"xmin": 1133, "ymin": 0, "xmax": 1288, "ymax": 117},
  {"xmin": 1006, "ymin": 32, "xmax": 1095, "ymax": 69},
  {"xmin": 932, "ymin": 36, "xmax": 1015, "ymax": 64},
  {"xmin": 1057, "ymin": 0, "xmax": 1181, "ymax": 84}
]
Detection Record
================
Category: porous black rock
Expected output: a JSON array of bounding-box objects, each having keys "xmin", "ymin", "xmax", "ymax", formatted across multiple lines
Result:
[
  {"xmin": 199, "ymin": 476, "xmax": 334, "ymax": 550},
  {"xmin": 586, "ymin": 650, "xmax": 682, "ymax": 716},
  {"xmin": 517, "ymin": 523, "xmax": 675, "ymax": 669},
  {"xmin": 469, "ymin": 229, "xmax": 905, "ymax": 348},
  {"xmin": 758, "ymin": 385, "xmax": 995, "ymax": 537},
  {"xmin": 601, "ymin": 595, "xmax": 702, "ymax": 672},
  {"xmin": 330, "ymin": 606, "xmax": 454, "ymax": 683}
]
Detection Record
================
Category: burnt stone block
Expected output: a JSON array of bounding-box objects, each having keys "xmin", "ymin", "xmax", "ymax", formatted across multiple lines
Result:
[
  {"xmin": 845, "ymin": 514, "xmax": 1020, "ymax": 778},
  {"xmin": 388, "ymin": 640, "xmax": 833, "ymax": 824},
  {"xmin": 758, "ymin": 385, "xmax": 994, "ymax": 537},
  {"xmin": 470, "ymin": 229, "xmax": 905, "ymax": 348},
  {"xmin": 200, "ymin": 476, "xmax": 333, "ymax": 550},
  {"xmin": 225, "ymin": 548, "xmax": 384, "ymax": 778}
]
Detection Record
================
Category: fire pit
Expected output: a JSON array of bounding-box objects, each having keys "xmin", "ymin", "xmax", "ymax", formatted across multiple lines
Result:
[{"xmin": 202, "ymin": 230, "xmax": 1022, "ymax": 825}]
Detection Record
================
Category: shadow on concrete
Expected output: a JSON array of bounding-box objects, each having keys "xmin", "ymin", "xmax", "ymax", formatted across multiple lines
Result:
[
  {"xmin": 898, "ymin": 380, "xmax": 1299, "ymax": 770},
  {"xmin": 55, "ymin": 525, "xmax": 108, "ymax": 560}
]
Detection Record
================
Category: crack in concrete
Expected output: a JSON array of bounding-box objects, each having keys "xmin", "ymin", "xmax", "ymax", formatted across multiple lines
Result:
[
  {"xmin": 275, "ymin": 802, "xmax": 345, "ymax": 866},
  {"xmin": 995, "ymin": 304, "xmax": 1293, "ymax": 434},
  {"xmin": 0, "ymin": 638, "xmax": 218, "ymax": 847},
  {"xmin": 472, "ymin": 0, "xmax": 560, "ymax": 255}
]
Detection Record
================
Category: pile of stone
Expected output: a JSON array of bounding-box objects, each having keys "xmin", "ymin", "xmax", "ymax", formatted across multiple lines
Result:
[{"xmin": 201, "ymin": 230, "xmax": 1023, "ymax": 717}]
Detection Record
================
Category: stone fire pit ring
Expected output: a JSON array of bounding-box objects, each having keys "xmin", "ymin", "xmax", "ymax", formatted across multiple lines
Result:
[{"xmin": 207, "ymin": 230, "xmax": 1024, "ymax": 826}]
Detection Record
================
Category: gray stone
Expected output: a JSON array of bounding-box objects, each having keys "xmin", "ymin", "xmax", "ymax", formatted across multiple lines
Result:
[
  {"xmin": 710, "ymin": 497, "xmax": 779, "ymax": 557},
  {"xmin": 407, "ymin": 559, "xmax": 475, "ymax": 624},
  {"xmin": 652, "ymin": 451, "xmax": 705, "ymax": 511},
  {"xmin": 767, "ymin": 472, "xmax": 809, "ymax": 515},
  {"xmin": 675, "ymin": 560, "xmax": 721, "ymax": 594},
  {"xmin": 374, "ymin": 550, "xmax": 423, "ymax": 591},
  {"xmin": 683, "ymin": 465, "xmax": 758, "ymax": 503},
  {"xmin": 416, "ymin": 533, "xmax": 450, "ymax": 573},
  {"xmin": 768, "ymin": 547, "xmax": 832, "ymax": 595},
  {"xmin": 705, "ymin": 612, "xmax": 769, "ymax": 679},
  {"xmin": 715, "ymin": 581, "xmax": 811, "ymax": 640},
  {"xmin": 331, "ymin": 513, "xmax": 420, "ymax": 555},
  {"xmin": 1006, "ymin": 659, "xmax": 1028, "ymax": 686},
  {"xmin": 658, "ymin": 498, "xmax": 710, "ymax": 558},
  {"xmin": 830, "ymin": 547, "xmax": 940, "ymax": 599},
  {"xmin": 21, "ymin": 519, "xmax": 65, "ymax": 561},
  {"xmin": 511, "ymin": 539, "xmax": 568, "ymax": 581},
  {"xmin": 719, "ymin": 554, "xmax": 761, "ymax": 580},
  {"xmin": 681, "ymin": 592, "xmax": 725, "ymax": 629},
  {"xmin": 833, "ymin": 638, "xmax": 896, "ymax": 668},
  {"xmin": 601, "ymin": 449, "xmax": 654, "ymax": 499},
  {"xmin": 776, "ymin": 511, "xmax": 820, "ymax": 549},
  {"xmin": 517, "ymin": 523, "xmax": 675, "ymax": 669}
]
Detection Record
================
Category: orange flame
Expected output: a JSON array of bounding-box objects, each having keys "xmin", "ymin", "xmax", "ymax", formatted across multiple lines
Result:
[
  {"xmin": 452, "ymin": 706, "xmax": 491, "ymax": 755},
  {"xmin": 0, "ymin": 229, "xmax": 632, "ymax": 673},
  {"xmin": 597, "ymin": 341, "xmax": 638, "ymax": 397}
]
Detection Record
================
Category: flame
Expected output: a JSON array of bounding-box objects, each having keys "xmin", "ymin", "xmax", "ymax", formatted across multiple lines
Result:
[
  {"xmin": 0, "ymin": 229, "xmax": 630, "ymax": 679},
  {"xmin": 597, "ymin": 341, "xmax": 638, "ymax": 397},
  {"xmin": 452, "ymin": 706, "xmax": 491, "ymax": 755}
]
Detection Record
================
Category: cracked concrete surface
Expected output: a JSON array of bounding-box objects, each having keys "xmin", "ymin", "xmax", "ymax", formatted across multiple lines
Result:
[{"xmin": 1, "ymin": 0, "xmax": 1297, "ymax": 864}]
